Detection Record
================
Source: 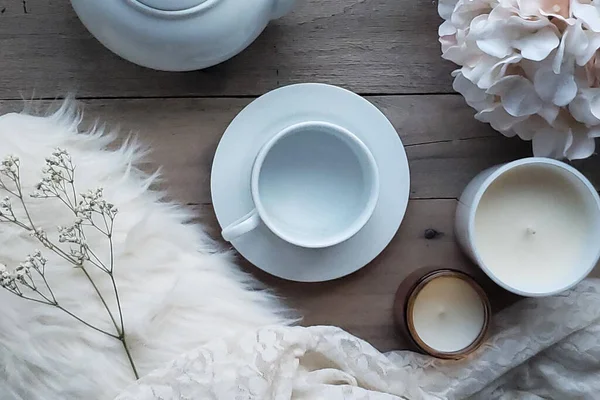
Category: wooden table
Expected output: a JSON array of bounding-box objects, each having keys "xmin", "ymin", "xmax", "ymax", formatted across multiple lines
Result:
[{"xmin": 2, "ymin": 0, "xmax": 600, "ymax": 352}]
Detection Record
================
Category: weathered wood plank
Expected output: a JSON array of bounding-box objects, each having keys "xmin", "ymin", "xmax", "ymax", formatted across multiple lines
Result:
[
  {"xmin": 198, "ymin": 199, "xmax": 600, "ymax": 351},
  {"xmin": 197, "ymin": 199, "xmax": 523, "ymax": 352},
  {"xmin": 1, "ymin": 97, "xmax": 599, "ymax": 351},
  {"xmin": 2, "ymin": 96, "xmax": 598, "ymax": 201},
  {"xmin": 0, "ymin": 95, "xmax": 543, "ymax": 204},
  {"xmin": 0, "ymin": 0, "xmax": 454, "ymax": 99}
]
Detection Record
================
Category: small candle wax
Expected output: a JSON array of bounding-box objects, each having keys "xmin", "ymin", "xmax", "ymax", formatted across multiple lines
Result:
[
  {"xmin": 474, "ymin": 166, "xmax": 592, "ymax": 293},
  {"xmin": 411, "ymin": 276, "xmax": 485, "ymax": 353}
]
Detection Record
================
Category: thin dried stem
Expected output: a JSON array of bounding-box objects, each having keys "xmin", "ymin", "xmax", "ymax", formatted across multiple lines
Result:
[
  {"xmin": 79, "ymin": 265, "xmax": 120, "ymax": 334},
  {"xmin": 0, "ymin": 152, "xmax": 139, "ymax": 379}
]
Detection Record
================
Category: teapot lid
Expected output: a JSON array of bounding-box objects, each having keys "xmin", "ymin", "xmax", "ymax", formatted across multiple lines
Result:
[{"xmin": 136, "ymin": 0, "xmax": 208, "ymax": 11}]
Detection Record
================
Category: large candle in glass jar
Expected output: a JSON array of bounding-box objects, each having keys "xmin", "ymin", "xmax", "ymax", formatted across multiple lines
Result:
[{"xmin": 456, "ymin": 158, "xmax": 600, "ymax": 296}]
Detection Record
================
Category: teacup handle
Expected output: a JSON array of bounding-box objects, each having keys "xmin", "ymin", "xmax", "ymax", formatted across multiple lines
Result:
[{"xmin": 221, "ymin": 209, "xmax": 261, "ymax": 242}]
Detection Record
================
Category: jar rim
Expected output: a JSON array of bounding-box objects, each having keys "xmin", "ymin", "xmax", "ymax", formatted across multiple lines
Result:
[{"xmin": 405, "ymin": 269, "xmax": 491, "ymax": 360}]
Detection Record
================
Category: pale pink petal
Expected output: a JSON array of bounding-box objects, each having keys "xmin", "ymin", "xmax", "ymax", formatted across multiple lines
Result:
[
  {"xmin": 540, "ymin": 10, "xmax": 576, "ymax": 25},
  {"xmin": 439, "ymin": 20, "xmax": 457, "ymax": 37},
  {"xmin": 589, "ymin": 126, "xmax": 600, "ymax": 137},
  {"xmin": 502, "ymin": 84, "xmax": 543, "ymax": 117},
  {"xmin": 589, "ymin": 90, "xmax": 600, "ymax": 120},
  {"xmin": 476, "ymin": 38, "xmax": 514, "ymax": 58},
  {"xmin": 487, "ymin": 76, "xmax": 543, "ymax": 116},
  {"xmin": 538, "ymin": 104, "xmax": 560, "ymax": 124},
  {"xmin": 516, "ymin": 0, "xmax": 543, "ymax": 16},
  {"xmin": 517, "ymin": 0, "xmax": 569, "ymax": 18},
  {"xmin": 469, "ymin": 54, "xmax": 522, "ymax": 88},
  {"xmin": 569, "ymin": 97, "xmax": 599, "ymax": 125},
  {"xmin": 469, "ymin": 14, "xmax": 493, "ymax": 36},
  {"xmin": 571, "ymin": 0, "xmax": 600, "ymax": 32},
  {"xmin": 461, "ymin": 57, "xmax": 498, "ymax": 85},
  {"xmin": 443, "ymin": 43, "xmax": 482, "ymax": 65},
  {"xmin": 565, "ymin": 21, "xmax": 589, "ymax": 59},
  {"xmin": 507, "ymin": 15, "xmax": 551, "ymax": 29},
  {"xmin": 453, "ymin": 73, "xmax": 495, "ymax": 110},
  {"xmin": 575, "ymin": 31, "xmax": 600, "ymax": 65},
  {"xmin": 499, "ymin": 0, "xmax": 518, "ymax": 8},
  {"xmin": 513, "ymin": 27, "xmax": 560, "ymax": 61},
  {"xmin": 489, "ymin": 2, "xmax": 517, "ymax": 21},
  {"xmin": 519, "ymin": 59, "xmax": 544, "ymax": 80},
  {"xmin": 438, "ymin": 0, "xmax": 458, "ymax": 20},
  {"xmin": 533, "ymin": 67, "xmax": 577, "ymax": 106},
  {"xmin": 451, "ymin": 0, "xmax": 495, "ymax": 28},
  {"xmin": 532, "ymin": 127, "xmax": 570, "ymax": 158},
  {"xmin": 511, "ymin": 115, "xmax": 549, "ymax": 140},
  {"xmin": 573, "ymin": 65, "xmax": 590, "ymax": 88},
  {"xmin": 487, "ymin": 75, "xmax": 521, "ymax": 94},
  {"xmin": 566, "ymin": 128, "xmax": 596, "ymax": 159},
  {"xmin": 475, "ymin": 103, "xmax": 526, "ymax": 133},
  {"xmin": 440, "ymin": 36, "xmax": 457, "ymax": 53},
  {"xmin": 569, "ymin": 90, "xmax": 600, "ymax": 124},
  {"xmin": 471, "ymin": 17, "xmax": 517, "ymax": 58},
  {"xmin": 553, "ymin": 32, "xmax": 567, "ymax": 73}
]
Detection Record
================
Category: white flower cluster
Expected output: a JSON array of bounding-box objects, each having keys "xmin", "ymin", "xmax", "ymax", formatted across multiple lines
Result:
[
  {"xmin": 30, "ymin": 228, "xmax": 52, "ymax": 249},
  {"xmin": 0, "ymin": 196, "xmax": 11, "ymax": 219},
  {"xmin": 23, "ymin": 250, "xmax": 47, "ymax": 272},
  {"xmin": 0, "ymin": 154, "xmax": 19, "ymax": 178},
  {"xmin": 0, "ymin": 155, "xmax": 20, "ymax": 195},
  {"xmin": 32, "ymin": 148, "xmax": 73, "ymax": 198},
  {"xmin": 0, "ymin": 263, "xmax": 18, "ymax": 290},
  {"xmin": 77, "ymin": 188, "xmax": 118, "ymax": 220},
  {"xmin": 58, "ymin": 223, "xmax": 84, "ymax": 245},
  {"xmin": 439, "ymin": 0, "xmax": 600, "ymax": 159},
  {"xmin": 0, "ymin": 251, "xmax": 46, "ymax": 291}
]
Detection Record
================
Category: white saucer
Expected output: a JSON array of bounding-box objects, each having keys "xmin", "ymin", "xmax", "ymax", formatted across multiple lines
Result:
[{"xmin": 211, "ymin": 83, "xmax": 410, "ymax": 282}]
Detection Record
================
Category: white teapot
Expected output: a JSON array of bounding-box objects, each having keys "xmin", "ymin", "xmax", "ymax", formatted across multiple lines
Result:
[{"xmin": 70, "ymin": 0, "xmax": 296, "ymax": 71}]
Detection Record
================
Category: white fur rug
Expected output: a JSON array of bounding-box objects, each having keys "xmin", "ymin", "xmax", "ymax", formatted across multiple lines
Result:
[{"xmin": 0, "ymin": 103, "xmax": 291, "ymax": 400}]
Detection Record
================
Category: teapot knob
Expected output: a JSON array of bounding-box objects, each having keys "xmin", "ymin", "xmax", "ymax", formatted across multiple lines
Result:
[{"xmin": 271, "ymin": 0, "xmax": 296, "ymax": 20}]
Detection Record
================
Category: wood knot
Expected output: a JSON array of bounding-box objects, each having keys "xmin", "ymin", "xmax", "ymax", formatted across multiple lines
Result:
[{"xmin": 424, "ymin": 229, "xmax": 442, "ymax": 240}]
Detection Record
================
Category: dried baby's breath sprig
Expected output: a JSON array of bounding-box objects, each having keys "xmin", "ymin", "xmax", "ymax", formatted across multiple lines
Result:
[
  {"xmin": 0, "ymin": 151, "xmax": 138, "ymax": 379},
  {"xmin": 0, "ymin": 196, "xmax": 15, "ymax": 222}
]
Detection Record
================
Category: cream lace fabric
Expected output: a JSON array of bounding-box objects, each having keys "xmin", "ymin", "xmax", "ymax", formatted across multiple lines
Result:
[{"xmin": 115, "ymin": 279, "xmax": 600, "ymax": 400}]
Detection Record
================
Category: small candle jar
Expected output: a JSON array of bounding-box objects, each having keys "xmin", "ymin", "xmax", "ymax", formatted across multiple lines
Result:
[
  {"xmin": 456, "ymin": 158, "xmax": 600, "ymax": 297},
  {"xmin": 394, "ymin": 268, "xmax": 491, "ymax": 359}
]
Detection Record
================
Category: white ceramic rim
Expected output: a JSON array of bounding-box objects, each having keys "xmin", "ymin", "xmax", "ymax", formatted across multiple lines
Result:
[
  {"xmin": 250, "ymin": 120, "xmax": 380, "ymax": 249},
  {"xmin": 125, "ymin": 0, "xmax": 220, "ymax": 17},
  {"xmin": 467, "ymin": 157, "xmax": 600, "ymax": 297}
]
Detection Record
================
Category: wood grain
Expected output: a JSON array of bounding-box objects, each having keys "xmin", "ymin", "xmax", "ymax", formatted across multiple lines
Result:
[
  {"xmin": 0, "ymin": 95, "xmax": 536, "ymax": 205},
  {"xmin": 197, "ymin": 199, "xmax": 523, "ymax": 352},
  {"xmin": 0, "ymin": 0, "xmax": 454, "ymax": 99},
  {"xmin": 2, "ymin": 97, "xmax": 599, "ymax": 351}
]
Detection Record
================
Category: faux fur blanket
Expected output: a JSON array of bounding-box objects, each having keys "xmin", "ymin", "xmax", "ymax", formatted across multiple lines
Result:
[{"xmin": 0, "ymin": 103, "xmax": 291, "ymax": 400}]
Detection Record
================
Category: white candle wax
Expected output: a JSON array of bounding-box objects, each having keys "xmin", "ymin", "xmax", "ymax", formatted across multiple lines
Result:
[
  {"xmin": 411, "ymin": 276, "xmax": 485, "ymax": 353},
  {"xmin": 456, "ymin": 158, "xmax": 600, "ymax": 296},
  {"xmin": 474, "ymin": 166, "xmax": 593, "ymax": 293}
]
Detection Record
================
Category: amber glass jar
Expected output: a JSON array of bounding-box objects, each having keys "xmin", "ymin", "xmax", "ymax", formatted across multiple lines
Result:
[{"xmin": 393, "ymin": 268, "xmax": 491, "ymax": 359}]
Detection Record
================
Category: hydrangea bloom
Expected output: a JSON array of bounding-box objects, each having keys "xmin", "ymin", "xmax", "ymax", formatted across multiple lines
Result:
[{"xmin": 439, "ymin": 0, "xmax": 600, "ymax": 159}]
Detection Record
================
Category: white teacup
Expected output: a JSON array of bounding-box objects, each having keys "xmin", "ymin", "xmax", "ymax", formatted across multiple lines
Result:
[{"xmin": 221, "ymin": 121, "xmax": 380, "ymax": 248}]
